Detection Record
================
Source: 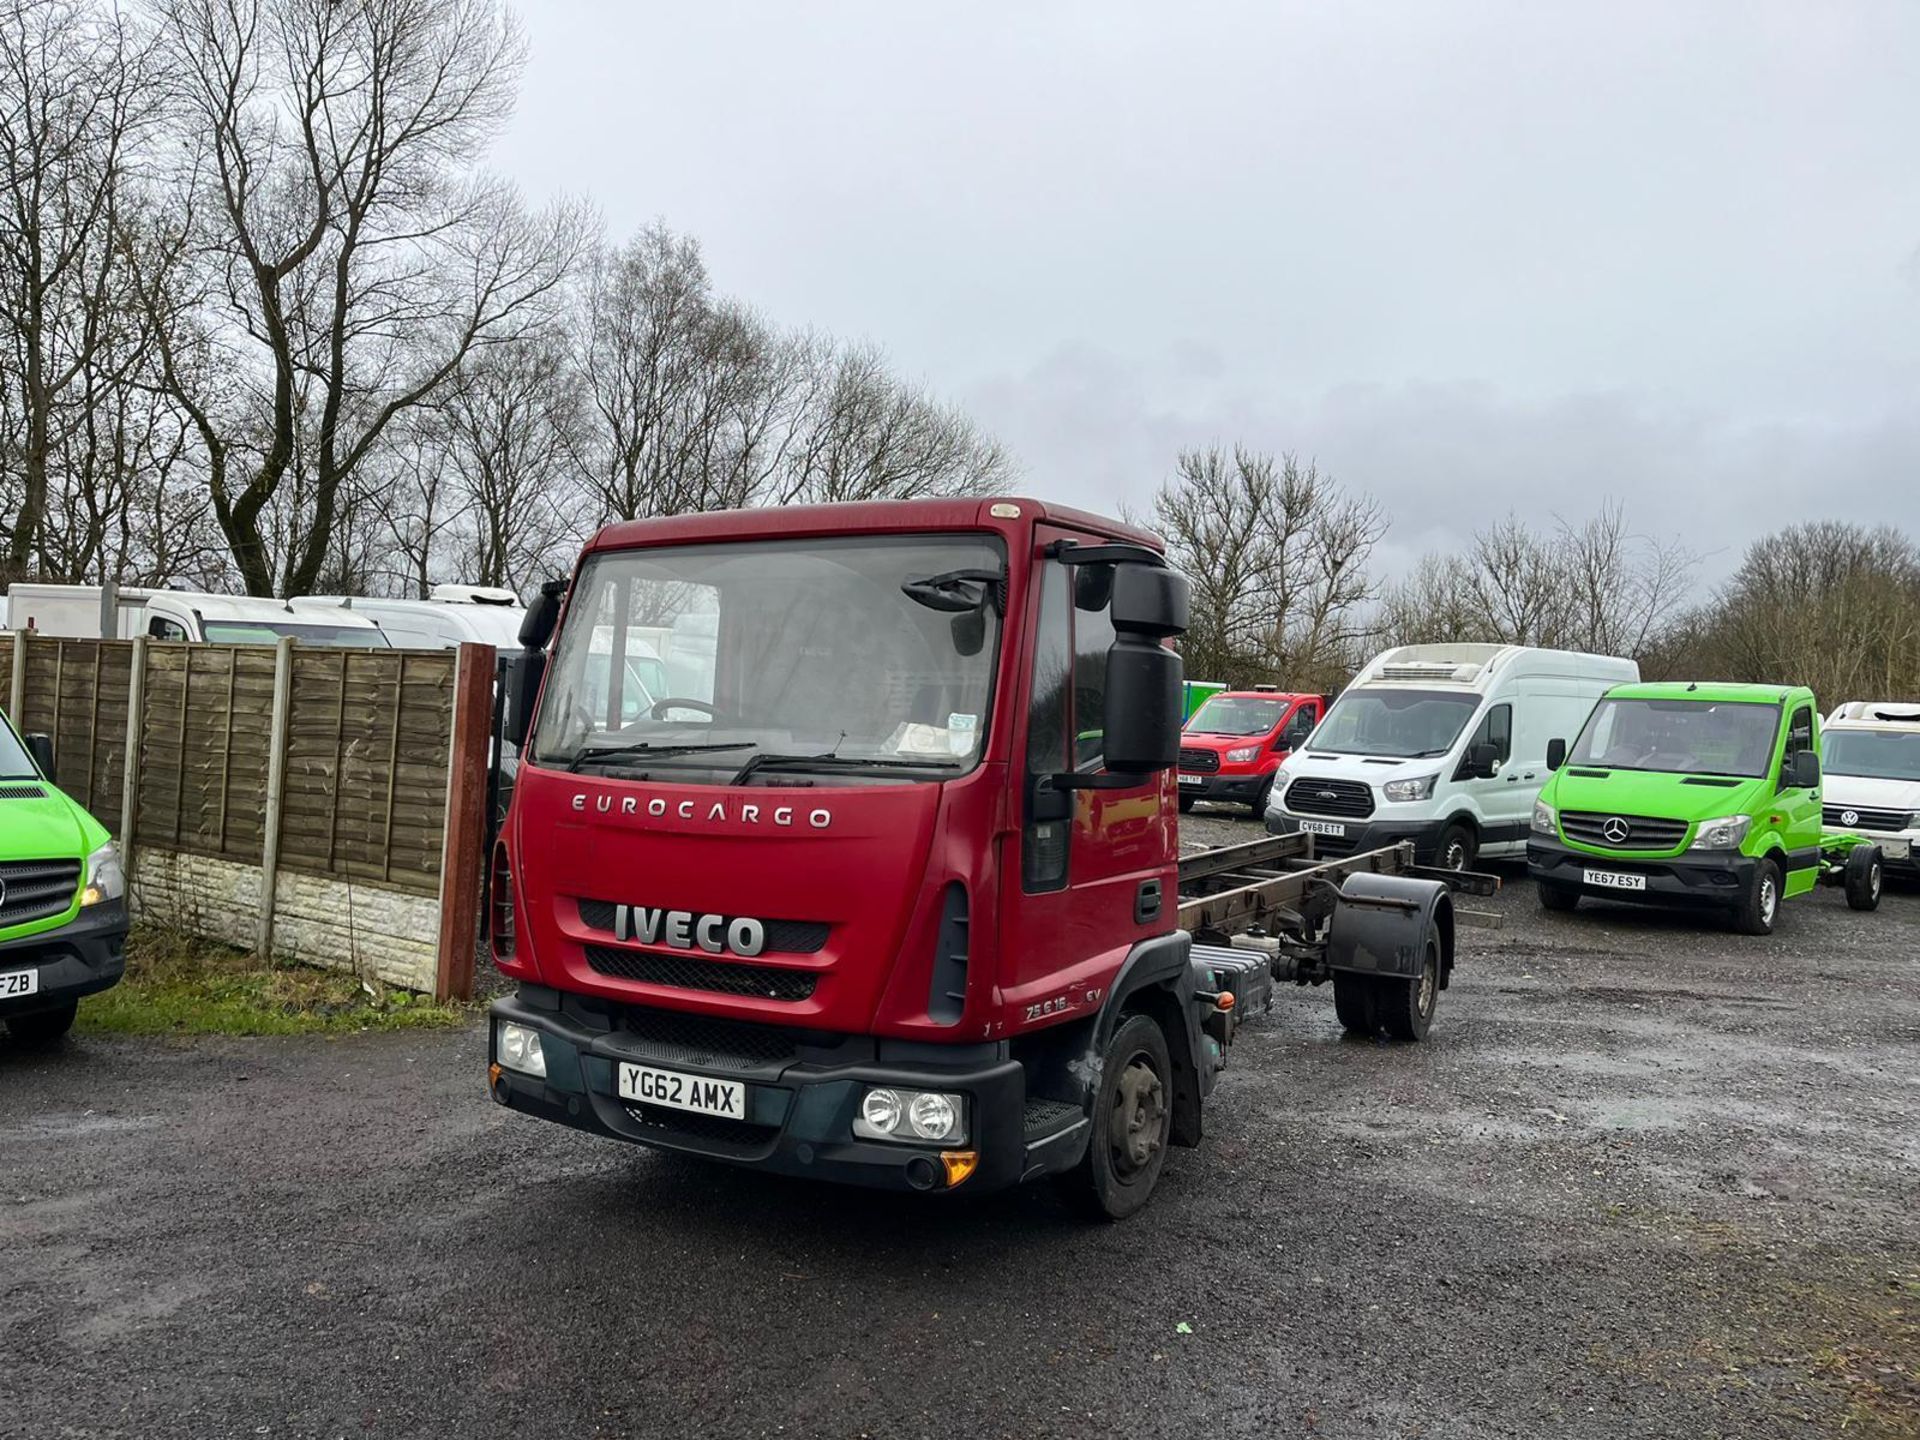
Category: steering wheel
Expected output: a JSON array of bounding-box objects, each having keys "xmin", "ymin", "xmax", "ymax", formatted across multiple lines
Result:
[{"xmin": 648, "ymin": 696, "xmax": 720, "ymax": 720}]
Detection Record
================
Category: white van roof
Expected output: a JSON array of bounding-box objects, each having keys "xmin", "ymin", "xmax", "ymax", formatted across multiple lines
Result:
[
  {"xmin": 1826, "ymin": 700, "xmax": 1920, "ymax": 729},
  {"xmin": 289, "ymin": 594, "xmax": 525, "ymax": 648},
  {"xmin": 172, "ymin": 593, "xmax": 384, "ymax": 630},
  {"xmin": 1354, "ymin": 643, "xmax": 1638, "ymax": 690}
]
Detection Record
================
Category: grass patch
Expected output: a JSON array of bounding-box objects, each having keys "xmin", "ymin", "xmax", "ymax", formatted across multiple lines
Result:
[{"xmin": 77, "ymin": 925, "xmax": 474, "ymax": 1037}]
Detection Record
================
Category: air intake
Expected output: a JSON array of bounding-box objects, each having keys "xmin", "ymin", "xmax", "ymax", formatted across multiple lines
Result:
[{"xmin": 0, "ymin": 784, "xmax": 48, "ymax": 800}]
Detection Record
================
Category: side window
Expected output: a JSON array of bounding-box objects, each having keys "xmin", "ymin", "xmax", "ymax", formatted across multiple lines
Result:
[
  {"xmin": 1070, "ymin": 565, "xmax": 1115, "ymax": 770},
  {"xmin": 1023, "ymin": 561, "xmax": 1073, "ymax": 893},
  {"xmin": 1280, "ymin": 704, "xmax": 1317, "ymax": 748},
  {"xmin": 148, "ymin": 616, "xmax": 187, "ymax": 642},
  {"xmin": 1783, "ymin": 705, "xmax": 1813, "ymax": 780},
  {"xmin": 1484, "ymin": 703, "xmax": 1513, "ymax": 763}
]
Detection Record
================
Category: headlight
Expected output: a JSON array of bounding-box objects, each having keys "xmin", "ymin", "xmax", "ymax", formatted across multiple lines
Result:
[
  {"xmin": 81, "ymin": 842, "xmax": 126, "ymax": 906},
  {"xmin": 1382, "ymin": 774, "xmax": 1437, "ymax": 803},
  {"xmin": 497, "ymin": 1021, "xmax": 547, "ymax": 1078},
  {"xmin": 853, "ymin": 1085, "xmax": 968, "ymax": 1144},
  {"xmin": 1225, "ymin": 746, "xmax": 1260, "ymax": 764},
  {"xmin": 1689, "ymin": 815, "xmax": 1751, "ymax": 851},
  {"xmin": 1531, "ymin": 800, "xmax": 1556, "ymax": 835}
]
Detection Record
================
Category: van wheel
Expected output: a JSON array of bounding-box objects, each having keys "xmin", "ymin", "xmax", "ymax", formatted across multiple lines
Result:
[
  {"xmin": 1436, "ymin": 823, "xmax": 1476, "ymax": 871},
  {"xmin": 1177, "ymin": 795, "xmax": 1196, "ymax": 814},
  {"xmin": 1332, "ymin": 969, "xmax": 1374, "ymax": 1035},
  {"xmin": 1844, "ymin": 845, "xmax": 1883, "ymax": 911},
  {"xmin": 6, "ymin": 1001, "xmax": 77, "ymax": 1048},
  {"xmin": 1056, "ymin": 1014, "xmax": 1172, "ymax": 1222},
  {"xmin": 1733, "ymin": 858, "xmax": 1783, "ymax": 935},
  {"xmin": 1250, "ymin": 777, "xmax": 1274, "ymax": 816},
  {"xmin": 1374, "ymin": 937, "xmax": 1441, "ymax": 1042},
  {"xmin": 1538, "ymin": 883, "xmax": 1580, "ymax": 913}
]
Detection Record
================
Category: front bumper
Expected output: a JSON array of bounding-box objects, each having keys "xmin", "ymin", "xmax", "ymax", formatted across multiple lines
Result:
[
  {"xmin": 1178, "ymin": 770, "xmax": 1271, "ymax": 804},
  {"xmin": 1526, "ymin": 836, "xmax": 1755, "ymax": 907},
  {"xmin": 0, "ymin": 901, "xmax": 129, "ymax": 1018},
  {"xmin": 1265, "ymin": 809, "xmax": 1448, "ymax": 862},
  {"xmin": 487, "ymin": 987, "xmax": 1036, "ymax": 1196}
]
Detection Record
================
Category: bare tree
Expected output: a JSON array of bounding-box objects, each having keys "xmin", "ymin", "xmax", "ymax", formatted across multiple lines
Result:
[
  {"xmin": 0, "ymin": 0, "xmax": 159, "ymax": 582},
  {"xmin": 147, "ymin": 0, "xmax": 583, "ymax": 596},
  {"xmin": 1147, "ymin": 445, "xmax": 1385, "ymax": 690}
]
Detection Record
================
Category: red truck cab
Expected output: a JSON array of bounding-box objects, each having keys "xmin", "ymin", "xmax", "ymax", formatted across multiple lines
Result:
[
  {"xmin": 486, "ymin": 498, "xmax": 1206, "ymax": 1217},
  {"xmin": 1178, "ymin": 689, "xmax": 1326, "ymax": 814}
]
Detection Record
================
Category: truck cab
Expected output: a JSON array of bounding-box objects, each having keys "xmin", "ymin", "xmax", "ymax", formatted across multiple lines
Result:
[
  {"xmin": 1177, "ymin": 689, "xmax": 1324, "ymax": 814},
  {"xmin": 1529, "ymin": 682, "xmax": 1835, "ymax": 933}
]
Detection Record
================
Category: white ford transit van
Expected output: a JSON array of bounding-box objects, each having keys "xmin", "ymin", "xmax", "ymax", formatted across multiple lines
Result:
[{"xmin": 1264, "ymin": 643, "xmax": 1639, "ymax": 869}]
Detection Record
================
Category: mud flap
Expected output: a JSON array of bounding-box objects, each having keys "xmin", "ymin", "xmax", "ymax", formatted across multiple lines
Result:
[{"xmin": 1326, "ymin": 873, "xmax": 1456, "ymax": 990}]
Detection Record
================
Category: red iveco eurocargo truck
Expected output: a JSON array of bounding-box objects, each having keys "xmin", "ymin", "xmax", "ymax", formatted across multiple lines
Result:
[{"xmin": 487, "ymin": 498, "xmax": 1474, "ymax": 1219}]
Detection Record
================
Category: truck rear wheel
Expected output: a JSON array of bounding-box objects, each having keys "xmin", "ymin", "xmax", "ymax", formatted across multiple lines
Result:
[
  {"xmin": 1056, "ymin": 1014, "xmax": 1172, "ymax": 1222},
  {"xmin": 1373, "ymin": 937, "xmax": 1441, "ymax": 1041},
  {"xmin": 1844, "ymin": 845, "xmax": 1883, "ymax": 911},
  {"xmin": 1333, "ymin": 969, "xmax": 1375, "ymax": 1035},
  {"xmin": 1732, "ymin": 858, "xmax": 1783, "ymax": 935},
  {"xmin": 6, "ymin": 1000, "xmax": 77, "ymax": 1048}
]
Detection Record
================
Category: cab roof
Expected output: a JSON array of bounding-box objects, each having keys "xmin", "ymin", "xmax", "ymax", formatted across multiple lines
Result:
[
  {"xmin": 1606, "ymin": 680, "xmax": 1812, "ymax": 705},
  {"xmin": 588, "ymin": 497, "xmax": 1164, "ymax": 555}
]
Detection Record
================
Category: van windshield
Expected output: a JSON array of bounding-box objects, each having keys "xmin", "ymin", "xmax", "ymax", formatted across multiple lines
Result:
[
  {"xmin": 1187, "ymin": 696, "xmax": 1283, "ymax": 737},
  {"xmin": 0, "ymin": 718, "xmax": 37, "ymax": 779},
  {"xmin": 1569, "ymin": 698, "xmax": 1779, "ymax": 777},
  {"xmin": 1309, "ymin": 687, "xmax": 1481, "ymax": 758},
  {"xmin": 201, "ymin": 621, "xmax": 391, "ymax": 648},
  {"xmin": 1822, "ymin": 729, "xmax": 1920, "ymax": 782},
  {"xmin": 531, "ymin": 534, "xmax": 1005, "ymax": 782}
]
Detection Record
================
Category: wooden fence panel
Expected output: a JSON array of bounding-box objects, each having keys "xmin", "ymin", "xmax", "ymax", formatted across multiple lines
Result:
[{"xmin": 7, "ymin": 637, "xmax": 131, "ymax": 832}]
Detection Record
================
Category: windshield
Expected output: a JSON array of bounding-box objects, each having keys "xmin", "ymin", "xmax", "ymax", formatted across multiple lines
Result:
[
  {"xmin": 1188, "ymin": 696, "xmax": 1283, "ymax": 737},
  {"xmin": 1569, "ymin": 698, "xmax": 1779, "ymax": 777},
  {"xmin": 0, "ymin": 716, "xmax": 37, "ymax": 779},
  {"xmin": 1308, "ymin": 687, "xmax": 1481, "ymax": 758},
  {"xmin": 1822, "ymin": 728, "xmax": 1920, "ymax": 782},
  {"xmin": 202, "ymin": 621, "xmax": 391, "ymax": 648},
  {"xmin": 531, "ymin": 534, "xmax": 1005, "ymax": 781}
]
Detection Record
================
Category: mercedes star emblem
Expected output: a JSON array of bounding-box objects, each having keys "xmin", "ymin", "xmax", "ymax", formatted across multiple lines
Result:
[{"xmin": 1601, "ymin": 816, "xmax": 1632, "ymax": 845}]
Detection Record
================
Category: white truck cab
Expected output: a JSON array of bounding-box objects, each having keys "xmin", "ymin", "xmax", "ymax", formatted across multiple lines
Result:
[
  {"xmin": 1821, "ymin": 701, "xmax": 1920, "ymax": 874},
  {"xmin": 1264, "ymin": 643, "xmax": 1639, "ymax": 869},
  {"xmin": 288, "ymin": 586, "xmax": 525, "ymax": 652}
]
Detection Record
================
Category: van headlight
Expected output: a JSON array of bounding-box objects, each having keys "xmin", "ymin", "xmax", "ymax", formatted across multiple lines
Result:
[
  {"xmin": 1689, "ymin": 815, "xmax": 1751, "ymax": 851},
  {"xmin": 1531, "ymin": 801, "xmax": 1557, "ymax": 835},
  {"xmin": 81, "ymin": 842, "xmax": 126, "ymax": 906},
  {"xmin": 1225, "ymin": 746, "xmax": 1260, "ymax": 764},
  {"xmin": 1382, "ymin": 774, "xmax": 1437, "ymax": 803}
]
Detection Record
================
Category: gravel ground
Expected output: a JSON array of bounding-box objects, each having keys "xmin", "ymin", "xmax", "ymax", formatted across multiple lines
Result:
[{"xmin": 5, "ymin": 808, "xmax": 1917, "ymax": 1439}]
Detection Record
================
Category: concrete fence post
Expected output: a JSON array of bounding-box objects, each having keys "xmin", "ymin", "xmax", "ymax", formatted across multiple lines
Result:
[
  {"xmin": 257, "ymin": 637, "xmax": 295, "ymax": 959},
  {"xmin": 120, "ymin": 637, "xmax": 147, "ymax": 876}
]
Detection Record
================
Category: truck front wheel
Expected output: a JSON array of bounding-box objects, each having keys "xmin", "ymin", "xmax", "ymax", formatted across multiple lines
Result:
[
  {"xmin": 1844, "ymin": 845, "xmax": 1883, "ymax": 911},
  {"xmin": 1057, "ymin": 1014, "xmax": 1172, "ymax": 1222},
  {"xmin": 1732, "ymin": 858, "xmax": 1783, "ymax": 935}
]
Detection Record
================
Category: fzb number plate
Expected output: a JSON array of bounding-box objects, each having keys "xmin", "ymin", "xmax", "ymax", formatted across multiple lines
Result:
[
  {"xmin": 0, "ymin": 968, "xmax": 40, "ymax": 999},
  {"xmin": 617, "ymin": 1062, "xmax": 747, "ymax": 1119}
]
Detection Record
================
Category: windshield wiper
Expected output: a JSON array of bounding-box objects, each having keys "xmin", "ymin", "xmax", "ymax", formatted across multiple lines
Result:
[
  {"xmin": 566, "ymin": 740, "xmax": 757, "ymax": 773},
  {"xmin": 731, "ymin": 751, "xmax": 963, "ymax": 785}
]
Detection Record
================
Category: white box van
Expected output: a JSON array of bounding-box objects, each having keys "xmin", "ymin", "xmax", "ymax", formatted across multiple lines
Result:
[
  {"xmin": 1264, "ymin": 643, "xmax": 1640, "ymax": 869},
  {"xmin": 289, "ymin": 585, "xmax": 526, "ymax": 652},
  {"xmin": 6, "ymin": 583, "xmax": 387, "ymax": 648},
  {"xmin": 1820, "ymin": 701, "xmax": 1920, "ymax": 876}
]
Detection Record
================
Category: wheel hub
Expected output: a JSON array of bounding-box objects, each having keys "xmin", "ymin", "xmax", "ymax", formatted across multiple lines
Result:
[
  {"xmin": 1111, "ymin": 1058, "xmax": 1166, "ymax": 1174},
  {"xmin": 1760, "ymin": 878, "xmax": 1777, "ymax": 925}
]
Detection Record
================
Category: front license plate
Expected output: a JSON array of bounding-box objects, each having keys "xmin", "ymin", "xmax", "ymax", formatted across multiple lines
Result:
[
  {"xmin": 617, "ymin": 1062, "xmax": 747, "ymax": 1119},
  {"xmin": 1583, "ymin": 868, "xmax": 1647, "ymax": 891},
  {"xmin": 1879, "ymin": 838, "xmax": 1910, "ymax": 860},
  {"xmin": 0, "ymin": 968, "xmax": 40, "ymax": 999},
  {"xmin": 1178, "ymin": 773, "xmax": 1204, "ymax": 787},
  {"xmin": 1298, "ymin": 819, "xmax": 1346, "ymax": 837}
]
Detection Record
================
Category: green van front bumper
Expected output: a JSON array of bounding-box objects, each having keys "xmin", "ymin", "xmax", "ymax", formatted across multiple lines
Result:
[
  {"xmin": 0, "ymin": 901, "xmax": 129, "ymax": 1019},
  {"xmin": 1526, "ymin": 837, "xmax": 1761, "ymax": 908}
]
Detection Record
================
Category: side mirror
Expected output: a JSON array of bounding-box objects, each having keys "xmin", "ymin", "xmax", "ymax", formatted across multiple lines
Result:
[
  {"xmin": 1109, "ymin": 565, "xmax": 1189, "ymax": 637},
  {"xmin": 1467, "ymin": 742, "xmax": 1499, "ymax": 779},
  {"xmin": 503, "ymin": 653, "xmax": 547, "ymax": 749},
  {"xmin": 1102, "ymin": 637, "xmax": 1183, "ymax": 774},
  {"xmin": 1545, "ymin": 738, "xmax": 1567, "ymax": 771},
  {"xmin": 1788, "ymin": 750, "xmax": 1820, "ymax": 790},
  {"xmin": 518, "ymin": 579, "xmax": 565, "ymax": 651},
  {"xmin": 25, "ymin": 732, "xmax": 55, "ymax": 777}
]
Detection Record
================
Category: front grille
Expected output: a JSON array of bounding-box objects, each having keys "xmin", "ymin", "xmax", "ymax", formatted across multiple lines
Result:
[
  {"xmin": 1284, "ymin": 776, "xmax": 1375, "ymax": 819},
  {"xmin": 618, "ymin": 1007, "xmax": 802, "ymax": 1071},
  {"xmin": 623, "ymin": 1105, "xmax": 780, "ymax": 1156},
  {"xmin": 1560, "ymin": 812, "xmax": 1690, "ymax": 851},
  {"xmin": 576, "ymin": 899, "xmax": 829, "ymax": 955},
  {"xmin": 1825, "ymin": 805, "xmax": 1912, "ymax": 832},
  {"xmin": 1178, "ymin": 747, "xmax": 1221, "ymax": 774},
  {"xmin": 585, "ymin": 945, "xmax": 817, "ymax": 1002},
  {"xmin": 0, "ymin": 784, "xmax": 48, "ymax": 800},
  {"xmin": 0, "ymin": 859, "xmax": 82, "ymax": 927}
]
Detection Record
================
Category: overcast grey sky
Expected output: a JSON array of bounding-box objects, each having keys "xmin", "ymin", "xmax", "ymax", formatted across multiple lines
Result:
[{"xmin": 495, "ymin": 1, "xmax": 1920, "ymax": 578}]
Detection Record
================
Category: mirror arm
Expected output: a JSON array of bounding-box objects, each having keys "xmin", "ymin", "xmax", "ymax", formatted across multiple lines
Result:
[
  {"xmin": 1045, "ymin": 540, "xmax": 1166, "ymax": 569},
  {"xmin": 1049, "ymin": 770, "xmax": 1154, "ymax": 791}
]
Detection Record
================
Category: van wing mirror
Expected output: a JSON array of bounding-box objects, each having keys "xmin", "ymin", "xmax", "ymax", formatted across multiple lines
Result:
[
  {"xmin": 1545, "ymin": 738, "xmax": 1567, "ymax": 771},
  {"xmin": 1466, "ymin": 742, "xmax": 1500, "ymax": 778},
  {"xmin": 25, "ymin": 732, "xmax": 55, "ymax": 777},
  {"xmin": 1788, "ymin": 750, "xmax": 1820, "ymax": 790},
  {"xmin": 503, "ymin": 653, "xmax": 547, "ymax": 749}
]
